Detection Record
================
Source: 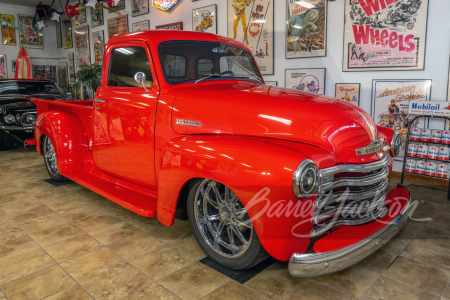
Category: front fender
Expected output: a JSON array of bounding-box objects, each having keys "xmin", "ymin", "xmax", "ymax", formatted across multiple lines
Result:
[
  {"xmin": 157, "ymin": 135, "xmax": 334, "ymax": 261},
  {"xmin": 34, "ymin": 111, "xmax": 88, "ymax": 175}
]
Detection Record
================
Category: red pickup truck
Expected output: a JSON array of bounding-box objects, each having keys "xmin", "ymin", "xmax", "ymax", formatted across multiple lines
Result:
[{"xmin": 31, "ymin": 30, "xmax": 411, "ymax": 277}]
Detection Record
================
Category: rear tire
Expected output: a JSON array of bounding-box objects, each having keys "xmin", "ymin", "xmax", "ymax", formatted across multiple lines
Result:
[
  {"xmin": 43, "ymin": 135, "xmax": 69, "ymax": 182},
  {"xmin": 187, "ymin": 178, "xmax": 269, "ymax": 270},
  {"xmin": 0, "ymin": 129, "xmax": 14, "ymax": 150}
]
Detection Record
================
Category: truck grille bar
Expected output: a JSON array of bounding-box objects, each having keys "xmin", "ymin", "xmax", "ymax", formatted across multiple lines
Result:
[{"xmin": 312, "ymin": 155, "xmax": 390, "ymax": 238}]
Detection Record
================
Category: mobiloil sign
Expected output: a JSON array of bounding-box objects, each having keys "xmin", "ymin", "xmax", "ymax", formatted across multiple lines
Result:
[{"xmin": 409, "ymin": 101, "xmax": 450, "ymax": 117}]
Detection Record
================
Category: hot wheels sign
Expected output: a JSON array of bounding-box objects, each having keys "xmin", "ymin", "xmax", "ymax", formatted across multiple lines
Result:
[{"xmin": 152, "ymin": 0, "xmax": 179, "ymax": 11}]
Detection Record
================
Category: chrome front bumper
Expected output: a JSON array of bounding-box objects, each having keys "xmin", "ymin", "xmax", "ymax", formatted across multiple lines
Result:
[{"xmin": 289, "ymin": 185, "xmax": 411, "ymax": 277}]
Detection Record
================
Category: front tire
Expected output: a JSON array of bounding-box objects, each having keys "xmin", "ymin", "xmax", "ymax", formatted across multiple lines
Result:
[
  {"xmin": 187, "ymin": 178, "xmax": 269, "ymax": 270},
  {"xmin": 43, "ymin": 135, "xmax": 69, "ymax": 182},
  {"xmin": 0, "ymin": 129, "xmax": 14, "ymax": 150}
]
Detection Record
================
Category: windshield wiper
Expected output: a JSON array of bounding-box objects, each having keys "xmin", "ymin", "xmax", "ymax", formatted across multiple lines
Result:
[
  {"xmin": 235, "ymin": 76, "xmax": 263, "ymax": 84},
  {"xmin": 195, "ymin": 73, "xmax": 232, "ymax": 84}
]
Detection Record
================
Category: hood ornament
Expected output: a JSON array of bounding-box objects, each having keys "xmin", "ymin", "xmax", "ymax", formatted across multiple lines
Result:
[{"xmin": 356, "ymin": 140, "xmax": 383, "ymax": 156}]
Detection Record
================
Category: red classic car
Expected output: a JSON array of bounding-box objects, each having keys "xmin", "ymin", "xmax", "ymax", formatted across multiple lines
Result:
[{"xmin": 29, "ymin": 30, "xmax": 410, "ymax": 277}]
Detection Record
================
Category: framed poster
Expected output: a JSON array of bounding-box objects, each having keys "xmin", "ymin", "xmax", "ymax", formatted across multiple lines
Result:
[
  {"xmin": 335, "ymin": 83, "xmax": 360, "ymax": 106},
  {"xmin": 265, "ymin": 81, "xmax": 277, "ymax": 86},
  {"xmin": 1, "ymin": 15, "xmax": 16, "ymax": 45},
  {"xmin": 91, "ymin": 5, "xmax": 104, "ymax": 28},
  {"xmin": 193, "ymin": 4, "xmax": 216, "ymax": 34},
  {"xmin": 132, "ymin": 0, "xmax": 149, "ymax": 17},
  {"xmin": 343, "ymin": 0, "xmax": 429, "ymax": 71},
  {"xmin": 68, "ymin": 52, "xmax": 76, "ymax": 83},
  {"xmin": 18, "ymin": 14, "xmax": 44, "ymax": 49},
  {"xmin": 107, "ymin": 15, "xmax": 128, "ymax": 39},
  {"xmin": 286, "ymin": 0, "xmax": 327, "ymax": 59},
  {"xmin": 92, "ymin": 30, "xmax": 105, "ymax": 65},
  {"xmin": 62, "ymin": 20, "xmax": 73, "ymax": 49},
  {"xmin": 155, "ymin": 22, "xmax": 183, "ymax": 30},
  {"xmin": 0, "ymin": 55, "xmax": 6, "ymax": 78},
  {"xmin": 227, "ymin": 0, "xmax": 273, "ymax": 75},
  {"xmin": 32, "ymin": 65, "xmax": 56, "ymax": 82},
  {"xmin": 75, "ymin": 7, "xmax": 86, "ymax": 24},
  {"xmin": 58, "ymin": 62, "xmax": 68, "ymax": 88},
  {"xmin": 285, "ymin": 68, "xmax": 326, "ymax": 95},
  {"xmin": 372, "ymin": 79, "xmax": 431, "ymax": 160},
  {"xmin": 132, "ymin": 20, "xmax": 149, "ymax": 32},
  {"xmin": 12, "ymin": 60, "xmax": 16, "ymax": 73},
  {"xmin": 109, "ymin": 1, "xmax": 125, "ymax": 13},
  {"xmin": 56, "ymin": 21, "xmax": 62, "ymax": 48},
  {"xmin": 74, "ymin": 25, "xmax": 90, "ymax": 71},
  {"xmin": 152, "ymin": 0, "xmax": 180, "ymax": 11}
]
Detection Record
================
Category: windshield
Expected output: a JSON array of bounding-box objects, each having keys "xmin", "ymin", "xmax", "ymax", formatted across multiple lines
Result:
[
  {"xmin": 0, "ymin": 81, "xmax": 64, "ymax": 97},
  {"xmin": 159, "ymin": 42, "xmax": 263, "ymax": 84}
]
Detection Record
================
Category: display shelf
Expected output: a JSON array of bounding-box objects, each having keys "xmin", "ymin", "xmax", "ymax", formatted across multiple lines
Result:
[
  {"xmin": 406, "ymin": 156, "xmax": 450, "ymax": 164},
  {"xmin": 404, "ymin": 171, "xmax": 449, "ymax": 180},
  {"xmin": 409, "ymin": 140, "xmax": 450, "ymax": 145}
]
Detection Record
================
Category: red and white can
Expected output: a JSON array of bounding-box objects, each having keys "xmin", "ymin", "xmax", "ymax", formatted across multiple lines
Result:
[
  {"xmin": 437, "ymin": 163, "xmax": 448, "ymax": 178},
  {"xmin": 416, "ymin": 145, "xmax": 428, "ymax": 158},
  {"xmin": 420, "ymin": 129, "xmax": 432, "ymax": 142},
  {"xmin": 410, "ymin": 127, "xmax": 421, "ymax": 141},
  {"xmin": 438, "ymin": 147, "xmax": 450, "ymax": 161},
  {"xmin": 428, "ymin": 146, "xmax": 439, "ymax": 159},
  {"xmin": 425, "ymin": 162, "xmax": 437, "ymax": 176},
  {"xmin": 405, "ymin": 159, "xmax": 416, "ymax": 173},
  {"xmin": 442, "ymin": 131, "xmax": 450, "ymax": 144},
  {"xmin": 431, "ymin": 129, "xmax": 442, "ymax": 143},
  {"xmin": 407, "ymin": 144, "xmax": 418, "ymax": 157},
  {"xmin": 415, "ymin": 160, "xmax": 426, "ymax": 174}
]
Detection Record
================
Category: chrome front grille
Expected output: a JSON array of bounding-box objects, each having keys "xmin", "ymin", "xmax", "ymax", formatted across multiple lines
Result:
[{"xmin": 312, "ymin": 155, "xmax": 390, "ymax": 237}]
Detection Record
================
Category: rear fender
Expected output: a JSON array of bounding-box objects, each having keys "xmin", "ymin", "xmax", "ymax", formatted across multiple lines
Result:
[
  {"xmin": 34, "ymin": 111, "xmax": 89, "ymax": 175},
  {"xmin": 157, "ymin": 135, "xmax": 333, "ymax": 260}
]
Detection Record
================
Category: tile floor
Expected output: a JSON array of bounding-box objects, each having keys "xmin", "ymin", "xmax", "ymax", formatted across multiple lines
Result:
[{"xmin": 1, "ymin": 147, "xmax": 450, "ymax": 300}]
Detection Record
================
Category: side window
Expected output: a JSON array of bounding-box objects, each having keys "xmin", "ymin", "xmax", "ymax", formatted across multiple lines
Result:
[
  {"xmin": 163, "ymin": 55, "xmax": 186, "ymax": 78},
  {"xmin": 108, "ymin": 47, "xmax": 153, "ymax": 87},
  {"xmin": 198, "ymin": 58, "xmax": 213, "ymax": 78}
]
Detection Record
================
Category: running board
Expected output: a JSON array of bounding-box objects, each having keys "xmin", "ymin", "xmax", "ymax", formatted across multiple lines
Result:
[{"xmin": 65, "ymin": 169, "xmax": 157, "ymax": 217}]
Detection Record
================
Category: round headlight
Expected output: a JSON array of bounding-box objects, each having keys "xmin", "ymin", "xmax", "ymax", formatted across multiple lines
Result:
[
  {"xmin": 4, "ymin": 114, "xmax": 16, "ymax": 124},
  {"xmin": 390, "ymin": 130, "xmax": 402, "ymax": 157},
  {"xmin": 293, "ymin": 159, "xmax": 319, "ymax": 199},
  {"xmin": 25, "ymin": 114, "xmax": 36, "ymax": 123}
]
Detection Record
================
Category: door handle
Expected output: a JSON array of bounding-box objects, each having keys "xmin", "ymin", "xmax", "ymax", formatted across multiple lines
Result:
[{"xmin": 94, "ymin": 99, "xmax": 107, "ymax": 103}]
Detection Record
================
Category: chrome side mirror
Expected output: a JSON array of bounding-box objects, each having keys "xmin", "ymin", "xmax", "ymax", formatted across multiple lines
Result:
[{"xmin": 134, "ymin": 72, "xmax": 150, "ymax": 92}]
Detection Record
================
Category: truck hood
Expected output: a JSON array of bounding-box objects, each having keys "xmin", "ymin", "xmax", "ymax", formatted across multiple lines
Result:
[{"xmin": 171, "ymin": 83, "xmax": 379, "ymax": 163}]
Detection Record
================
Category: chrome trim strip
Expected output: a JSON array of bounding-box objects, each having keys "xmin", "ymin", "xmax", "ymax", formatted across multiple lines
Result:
[
  {"xmin": 319, "ymin": 155, "xmax": 388, "ymax": 179},
  {"xmin": 0, "ymin": 126, "xmax": 34, "ymax": 130},
  {"xmin": 289, "ymin": 186, "xmax": 411, "ymax": 277},
  {"xmin": 319, "ymin": 166, "xmax": 389, "ymax": 193}
]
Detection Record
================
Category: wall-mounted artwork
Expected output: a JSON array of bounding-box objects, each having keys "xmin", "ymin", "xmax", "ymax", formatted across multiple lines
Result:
[
  {"xmin": 62, "ymin": 20, "xmax": 73, "ymax": 49},
  {"xmin": 193, "ymin": 4, "xmax": 216, "ymax": 34},
  {"xmin": 132, "ymin": 20, "xmax": 149, "ymax": 32},
  {"xmin": 91, "ymin": 5, "xmax": 104, "ymax": 28},
  {"xmin": 92, "ymin": 30, "xmax": 105, "ymax": 65},
  {"xmin": 12, "ymin": 60, "xmax": 16, "ymax": 73},
  {"xmin": 132, "ymin": 0, "xmax": 149, "ymax": 17},
  {"xmin": 285, "ymin": 68, "xmax": 326, "ymax": 95},
  {"xmin": 152, "ymin": 0, "xmax": 180, "ymax": 11},
  {"xmin": 32, "ymin": 65, "xmax": 56, "ymax": 82},
  {"xmin": 109, "ymin": 1, "xmax": 125, "ymax": 13},
  {"xmin": 18, "ymin": 14, "xmax": 44, "ymax": 49},
  {"xmin": 227, "ymin": 0, "xmax": 273, "ymax": 75},
  {"xmin": 0, "ymin": 55, "xmax": 6, "ymax": 78},
  {"xmin": 343, "ymin": 0, "xmax": 429, "ymax": 71},
  {"xmin": 56, "ymin": 21, "xmax": 62, "ymax": 48},
  {"xmin": 286, "ymin": 0, "xmax": 327, "ymax": 59},
  {"xmin": 58, "ymin": 62, "xmax": 68, "ymax": 88},
  {"xmin": 75, "ymin": 7, "xmax": 87, "ymax": 24},
  {"xmin": 74, "ymin": 25, "xmax": 91, "ymax": 71},
  {"xmin": 1, "ymin": 15, "xmax": 16, "ymax": 46},
  {"xmin": 107, "ymin": 15, "xmax": 128, "ymax": 39},
  {"xmin": 265, "ymin": 81, "xmax": 277, "ymax": 87},
  {"xmin": 68, "ymin": 52, "xmax": 76, "ymax": 83},
  {"xmin": 335, "ymin": 83, "xmax": 360, "ymax": 106},
  {"xmin": 155, "ymin": 22, "xmax": 183, "ymax": 30}
]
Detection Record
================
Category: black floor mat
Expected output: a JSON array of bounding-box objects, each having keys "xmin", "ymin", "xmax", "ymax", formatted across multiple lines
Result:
[{"xmin": 44, "ymin": 179, "xmax": 74, "ymax": 187}]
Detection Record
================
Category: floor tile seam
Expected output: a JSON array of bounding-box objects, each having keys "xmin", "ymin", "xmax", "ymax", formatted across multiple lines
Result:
[
  {"xmin": 238, "ymin": 279, "xmax": 273, "ymax": 300},
  {"xmin": 440, "ymin": 278, "xmax": 450, "ymax": 298},
  {"xmin": 0, "ymin": 285, "xmax": 10, "ymax": 300},
  {"xmin": 152, "ymin": 260, "xmax": 198, "ymax": 282},
  {"xmin": 279, "ymin": 278, "xmax": 358, "ymax": 300},
  {"xmin": 115, "ymin": 282, "xmax": 184, "ymax": 300},
  {"xmin": 383, "ymin": 272, "xmax": 447, "ymax": 297},
  {"xmin": 165, "ymin": 241, "xmax": 206, "ymax": 262}
]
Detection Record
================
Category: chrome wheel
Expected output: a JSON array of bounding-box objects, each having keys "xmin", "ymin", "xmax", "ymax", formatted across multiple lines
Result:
[
  {"xmin": 194, "ymin": 179, "xmax": 253, "ymax": 258},
  {"xmin": 44, "ymin": 137, "xmax": 58, "ymax": 176}
]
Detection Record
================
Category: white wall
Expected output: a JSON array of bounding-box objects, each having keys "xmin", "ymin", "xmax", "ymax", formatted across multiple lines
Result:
[{"xmin": 0, "ymin": 3, "xmax": 59, "ymax": 77}]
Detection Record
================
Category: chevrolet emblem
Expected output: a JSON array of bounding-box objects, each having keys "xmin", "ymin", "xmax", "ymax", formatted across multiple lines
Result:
[{"xmin": 356, "ymin": 140, "xmax": 383, "ymax": 156}]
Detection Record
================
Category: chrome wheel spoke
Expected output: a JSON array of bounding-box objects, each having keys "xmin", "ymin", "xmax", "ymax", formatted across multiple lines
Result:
[
  {"xmin": 212, "ymin": 183, "xmax": 226, "ymax": 206},
  {"xmin": 234, "ymin": 218, "xmax": 252, "ymax": 229},
  {"xmin": 227, "ymin": 225, "xmax": 235, "ymax": 247},
  {"xmin": 205, "ymin": 195, "xmax": 219, "ymax": 209},
  {"xmin": 232, "ymin": 224, "xmax": 249, "ymax": 245},
  {"xmin": 216, "ymin": 220, "xmax": 226, "ymax": 236},
  {"xmin": 207, "ymin": 214, "xmax": 220, "ymax": 221}
]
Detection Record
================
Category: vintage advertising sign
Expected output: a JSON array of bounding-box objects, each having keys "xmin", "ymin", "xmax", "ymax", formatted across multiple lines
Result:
[
  {"xmin": 132, "ymin": 20, "xmax": 149, "ymax": 32},
  {"xmin": 227, "ymin": 0, "xmax": 274, "ymax": 75},
  {"xmin": 152, "ymin": 0, "xmax": 179, "ymax": 11},
  {"xmin": 1, "ymin": 15, "xmax": 16, "ymax": 46},
  {"xmin": 409, "ymin": 101, "xmax": 450, "ymax": 117},
  {"xmin": 56, "ymin": 21, "xmax": 62, "ymax": 48},
  {"xmin": 107, "ymin": 15, "xmax": 128, "ymax": 39},
  {"xmin": 92, "ymin": 30, "xmax": 105, "ymax": 65},
  {"xmin": 75, "ymin": 7, "xmax": 86, "ymax": 24},
  {"xmin": 74, "ymin": 26, "xmax": 91, "ymax": 71},
  {"xmin": 32, "ymin": 65, "xmax": 56, "ymax": 82},
  {"xmin": 285, "ymin": 68, "xmax": 326, "ymax": 95},
  {"xmin": 68, "ymin": 52, "xmax": 75, "ymax": 83},
  {"xmin": 91, "ymin": 5, "xmax": 104, "ymax": 27},
  {"xmin": 18, "ymin": 14, "xmax": 44, "ymax": 49},
  {"xmin": 58, "ymin": 62, "xmax": 68, "ymax": 88},
  {"xmin": 286, "ymin": 0, "xmax": 327, "ymax": 59},
  {"xmin": 343, "ymin": 0, "xmax": 429, "ymax": 71},
  {"xmin": 0, "ymin": 55, "xmax": 6, "ymax": 78},
  {"xmin": 193, "ymin": 4, "xmax": 216, "ymax": 34},
  {"xmin": 62, "ymin": 20, "xmax": 73, "ymax": 49},
  {"xmin": 372, "ymin": 79, "xmax": 431, "ymax": 160},
  {"xmin": 155, "ymin": 22, "xmax": 183, "ymax": 30},
  {"xmin": 132, "ymin": 0, "xmax": 149, "ymax": 17},
  {"xmin": 335, "ymin": 83, "xmax": 360, "ymax": 106}
]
